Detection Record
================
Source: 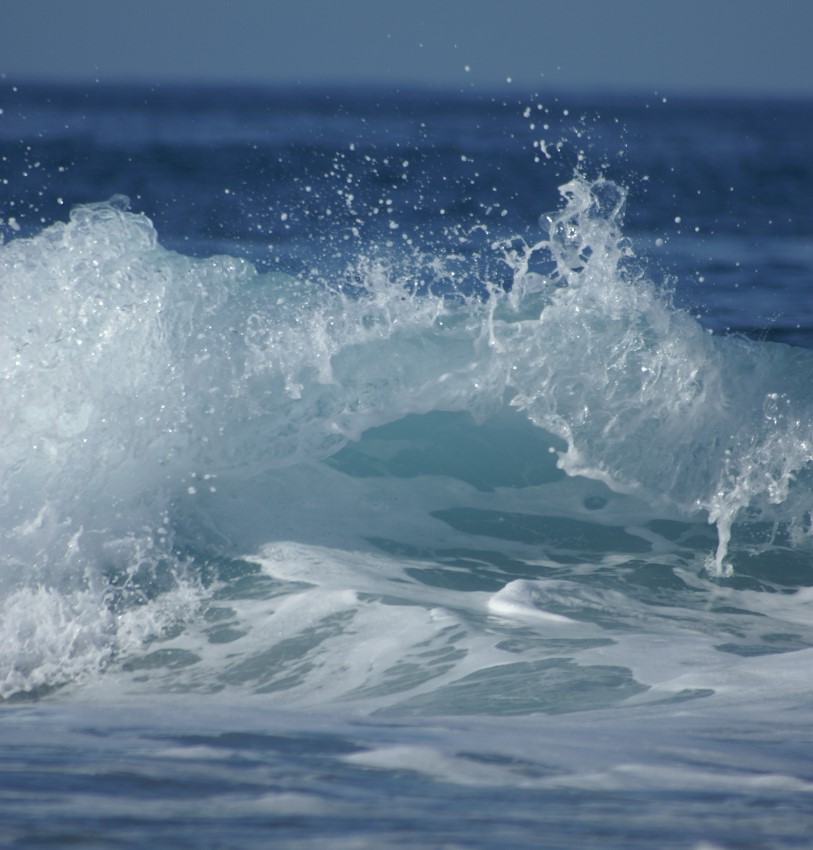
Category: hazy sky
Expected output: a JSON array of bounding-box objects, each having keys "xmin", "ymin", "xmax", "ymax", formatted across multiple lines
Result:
[{"xmin": 1, "ymin": 0, "xmax": 812, "ymax": 97}]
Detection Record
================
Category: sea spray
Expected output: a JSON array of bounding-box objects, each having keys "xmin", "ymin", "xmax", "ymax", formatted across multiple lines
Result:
[
  {"xmin": 501, "ymin": 176, "xmax": 813, "ymax": 574},
  {"xmin": 2, "ymin": 172, "xmax": 813, "ymax": 699},
  {"xmin": 4, "ymin": 83, "xmax": 813, "ymax": 850}
]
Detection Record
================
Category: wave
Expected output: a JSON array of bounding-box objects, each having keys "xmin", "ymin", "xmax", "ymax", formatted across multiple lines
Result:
[{"xmin": 2, "ymin": 175, "xmax": 812, "ymax": 700}]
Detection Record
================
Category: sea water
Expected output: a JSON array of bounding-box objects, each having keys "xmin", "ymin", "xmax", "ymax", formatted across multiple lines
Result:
[{"xmin": 1, "ymin": 83, "xmax": 813, "ymax": 848}]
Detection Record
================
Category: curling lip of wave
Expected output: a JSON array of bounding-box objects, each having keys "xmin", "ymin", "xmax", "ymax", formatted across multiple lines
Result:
[
  {"xmin": 1, "ymin": 176, "xmax": 812, "ymax": 580},
  {"xmin": 1, "ymin": 174, "xmax": 813, "ymax": 699}
]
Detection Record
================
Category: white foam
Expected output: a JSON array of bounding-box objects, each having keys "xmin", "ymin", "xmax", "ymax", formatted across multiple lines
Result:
[
  {"xmin": 0, "ymin": 581, "xmax": 200, "ymax": 699},
  {"xmin": 488, "ymin": 580, "xmax": 579, "ymax": 624},
  {"xmin": 2, "ymin": 175, "xmax": 813, "ymax": 700}
]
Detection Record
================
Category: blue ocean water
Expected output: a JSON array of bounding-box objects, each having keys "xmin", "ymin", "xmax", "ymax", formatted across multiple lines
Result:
[{"xmin": 2, "ymin": 82, "xmax": 813, "ymax": 848}]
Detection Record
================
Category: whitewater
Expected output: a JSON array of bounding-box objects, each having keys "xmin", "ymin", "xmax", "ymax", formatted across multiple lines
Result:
[{"xmin": 1, "ymin": 83, "xmax": 813, "ymax": 849}]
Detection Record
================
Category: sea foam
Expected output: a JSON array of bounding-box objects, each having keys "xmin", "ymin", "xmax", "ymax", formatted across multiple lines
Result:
[{"xmin": 2, "ymin": 175, "xmax": 812, "ymax": 698}]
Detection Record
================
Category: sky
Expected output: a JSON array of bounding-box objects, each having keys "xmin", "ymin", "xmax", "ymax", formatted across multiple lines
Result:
[{"xmin": 1, "ymin": 0, "xmax": 812, "ymax": 97}]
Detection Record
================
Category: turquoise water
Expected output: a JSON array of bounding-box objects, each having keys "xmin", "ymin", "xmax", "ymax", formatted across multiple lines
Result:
[{"xmin": 1, "ymin": 83, "xmax": 813, "ymax": 848}]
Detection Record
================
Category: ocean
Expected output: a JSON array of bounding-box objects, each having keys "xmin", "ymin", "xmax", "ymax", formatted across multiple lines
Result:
[{"xmin": 1, "ymin": 81, "xmax": 813, "ymax": 848}]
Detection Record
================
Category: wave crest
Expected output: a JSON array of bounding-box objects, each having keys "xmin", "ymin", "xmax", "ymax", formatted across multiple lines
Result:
[{"xmin": 1, "ymin": 175, "xmax": 812, "ymax": 696}]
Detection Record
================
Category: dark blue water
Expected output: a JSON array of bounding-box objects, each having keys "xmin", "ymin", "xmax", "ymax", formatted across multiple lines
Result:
[
  {"xmin": 3, "ymin": 85, "xmax": 812, "ymax": 343},
  {"xmin": 2, "ymin": 81, "xmax": 813, "ymax": 849}
]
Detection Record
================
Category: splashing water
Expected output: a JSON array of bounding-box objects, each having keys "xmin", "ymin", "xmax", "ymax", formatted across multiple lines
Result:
[
  {"xmin": 506, "ymin": 176, "xmax": 813, "ymax": 574},
  {"xmin": 2, "ymin": 171, "xmax": 813, "ymax": 700}
]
